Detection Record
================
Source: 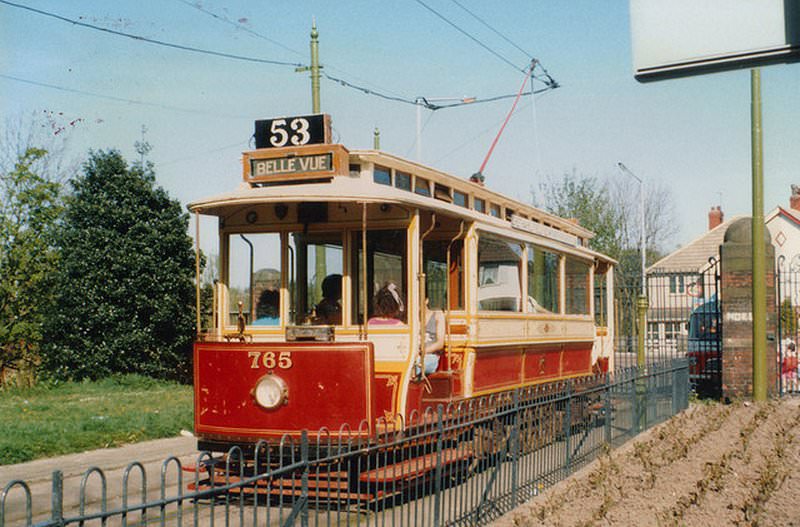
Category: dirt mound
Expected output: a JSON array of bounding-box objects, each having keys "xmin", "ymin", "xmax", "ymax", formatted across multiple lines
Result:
[{"xmin": 492, "ymin": 398, "xmax": 800, "ymax": 527}]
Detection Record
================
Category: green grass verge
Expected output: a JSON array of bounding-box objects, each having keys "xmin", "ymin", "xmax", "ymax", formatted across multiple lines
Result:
[{"xmin": 0, "ymin": 375, "xmax": 193, "ymax": 465}]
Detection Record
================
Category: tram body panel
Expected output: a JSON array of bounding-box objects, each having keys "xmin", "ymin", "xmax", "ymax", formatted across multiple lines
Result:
[{"xmin": 194, "ymin": 341, "xmax": 377, "ymax": 439}]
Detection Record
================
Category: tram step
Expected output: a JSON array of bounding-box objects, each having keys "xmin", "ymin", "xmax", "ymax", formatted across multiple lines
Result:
[
  {"xmin": 359, "ymin": 447, "xmax": 472, "ymax": 483},
  {"xmin": 422, "ymin": 371, "xmax": 463, "ymax": 400}
]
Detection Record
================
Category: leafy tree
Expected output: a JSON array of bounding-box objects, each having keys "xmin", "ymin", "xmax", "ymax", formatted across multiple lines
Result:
[
  {"xmin": 41, "ymin": 150, "xmax": 196, "ymax": 381},
  {"xmin": 0, "ymin": 148, "xmax": 62, "ymax": 383},
  {"xmin": 780, "ymin": 297, "xmax": 798, "ymax": 336}
]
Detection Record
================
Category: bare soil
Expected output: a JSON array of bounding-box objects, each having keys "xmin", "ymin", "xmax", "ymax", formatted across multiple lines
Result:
[{"xmin": 491, "ymin": 397, "xmax": 800, "ymax": 527}]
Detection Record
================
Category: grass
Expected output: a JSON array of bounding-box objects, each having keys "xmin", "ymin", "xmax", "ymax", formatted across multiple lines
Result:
[{"xmin": 0, "ymin": 375, "xmax": 193, "ymax": 465}]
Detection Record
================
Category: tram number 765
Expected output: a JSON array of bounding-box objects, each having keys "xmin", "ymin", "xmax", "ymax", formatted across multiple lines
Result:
[{"xmin": 248, "ymin": 351, "xmax": 293, "ymax": 370}]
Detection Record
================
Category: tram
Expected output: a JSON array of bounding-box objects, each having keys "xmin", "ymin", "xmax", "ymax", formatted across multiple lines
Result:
[{"xmin": 189, "ymin": 113, "xmax": 616, "ymax": 458}]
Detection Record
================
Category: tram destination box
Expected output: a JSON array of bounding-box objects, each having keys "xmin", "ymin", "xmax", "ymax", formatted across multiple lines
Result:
[
  {"xmin": 243, "ymin": 143, "xmax": 349, "ymax": 184},
  {"xmin": 254, "ymin": 114, "xmax": 331, "ymax": 149}
]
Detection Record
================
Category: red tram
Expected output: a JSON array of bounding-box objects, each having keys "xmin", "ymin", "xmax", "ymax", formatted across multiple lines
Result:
[{"xmin": 188, "ymin": 114, "xmax": 615, "ymax": 458}]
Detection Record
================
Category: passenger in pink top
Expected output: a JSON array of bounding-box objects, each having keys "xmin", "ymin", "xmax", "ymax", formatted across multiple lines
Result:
[{"xmin": 368, "ymin": 282, "xmax": 405, "ymax": 325}]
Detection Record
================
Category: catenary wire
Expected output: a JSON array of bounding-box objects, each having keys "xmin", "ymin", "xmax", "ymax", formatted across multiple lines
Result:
[
  {"xmin": 174, "ymin": 0, "xmax": 414, "ymax": 102},
  {"xmin": 0, "ymin": 0, "xmax": 305, "ymax": 68},
  {"xmin": 411, "ymin": 0, "xmax": 526, "ymax": 74},
  {"xmin": 0, "ymin": 74, "xmax": 253, "ymax": 119},
  {"xmin": 174, "ymin": 0, "xmax": 304, "ymax": 57},
  {"xmin": 448, "ymin": 0, "xmax": 532, "ymax": 59}
]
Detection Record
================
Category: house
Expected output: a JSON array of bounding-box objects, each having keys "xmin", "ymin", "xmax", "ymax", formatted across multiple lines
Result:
[
  {"xmin": 645, "ymin": 207, "xmax": 743, "ymax": 358},
  {"xmin": 766, "ymin": 185, "xmax": 800, "ymax": 305}
]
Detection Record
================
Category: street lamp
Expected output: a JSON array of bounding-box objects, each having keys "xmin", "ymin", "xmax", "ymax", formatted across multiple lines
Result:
[
  {"xmin": 617, "ymin": 162, "xmax": 646, "ymax": 296},
  {"xmin": 415, "ymin": 96, "xmax": 476, "ymax": 161},
  {"xmin": 617, "ymin": 162, "xmax": 648, "ymax": 379}
]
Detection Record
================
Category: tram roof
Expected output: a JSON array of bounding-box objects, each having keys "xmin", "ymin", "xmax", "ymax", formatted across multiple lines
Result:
[{"xmin": 189, "ymin": 147, "xmax": 615, "ymax": 263}]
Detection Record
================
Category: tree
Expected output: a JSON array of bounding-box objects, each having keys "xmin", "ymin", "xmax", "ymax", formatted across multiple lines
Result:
[
  {"xmin": 0, "ymin": 148, "xmax": 62, "ymax": 383},
  {"xmin": 41, "ymin": 150, "xmax": 196, "ymax": 381}
]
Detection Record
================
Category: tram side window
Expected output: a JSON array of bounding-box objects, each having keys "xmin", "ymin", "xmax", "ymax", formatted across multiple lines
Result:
[
  {"xmin": 477, "ymin": 234, "xmax": 522, "ymax": 311},
  {"xmin": 565, "ymin": 258, "xmax": 591, "ymax": 315},
  {"xmin": 351, "ymin": 230, "xmax": 408, "ymax": 324},
  {"xmin": 288, "ymin": 232, "xmax": 344, "ymax": 325},
  {"xmin": 374, "ymin": 165, "xmax": 391, "ymax": 186},
  {"xmin": 594, "ymin": 266, "xmax": 608, "ymax": 326},
  {"xmin": 526, "ymin": 244, "xmax": 560, "ymax": 313},
  {"xmin": 227, "ymin": 233, "xmax": 282, "ymax": 326},
  {"xmin": 423, "ymin": 239, "xmax": 464, "ymax": 311}
]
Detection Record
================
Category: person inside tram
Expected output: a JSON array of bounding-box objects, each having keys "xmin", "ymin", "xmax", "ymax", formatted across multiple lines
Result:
[
  {"xmin": 368, "ymin": 282, "xmax": 405, "ymax": 325},
  {"xmin": 421, "ymin": 298, "xmax": 445, "ymax": 375},
  {"xmin": 253, "ymin": 288, "xmax": 280, "ymax": 325},
  {"xmin": 315, "ymin": 273, "xmax": 342, "ymax": 325}
]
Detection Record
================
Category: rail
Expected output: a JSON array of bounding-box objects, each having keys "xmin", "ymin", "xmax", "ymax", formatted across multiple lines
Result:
[{"xmin": 1, "ymin": 359, "xmax": 689, "ymax": 527}]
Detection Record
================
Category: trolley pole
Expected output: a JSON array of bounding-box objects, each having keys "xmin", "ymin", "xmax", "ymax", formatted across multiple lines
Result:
[
  {"xmin": 751, "ymin": 68, "xmax": 767, "ymax": 401},
  {"xmin": 297, "ymin": 22, "xmax": 326, "ymax": 300}
]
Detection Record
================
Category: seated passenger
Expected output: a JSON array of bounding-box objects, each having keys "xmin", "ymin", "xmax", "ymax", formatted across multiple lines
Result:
[
  {"xmin": 421, "ymin": 299, "xmax": 445, "ymax": 375},
  {"xmin": 315, "ymin": 274, "xmax": 342, "ymax": 325},
  {"xmin": 253, "ymin": 289, "xmax": 280, "ymax": 326},
  {"xmin": 368, "ymin": 282, "xmax": 405, "ymax": 325}
]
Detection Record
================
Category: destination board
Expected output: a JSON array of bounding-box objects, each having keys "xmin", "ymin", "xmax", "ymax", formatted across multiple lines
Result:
[
  {"xmin": 254, "ymin": 114, "xmax": 331, "ymax": 149},
  {"xmin": 243, "ymin": 144, "xmax": 349, "ymax": 184}
]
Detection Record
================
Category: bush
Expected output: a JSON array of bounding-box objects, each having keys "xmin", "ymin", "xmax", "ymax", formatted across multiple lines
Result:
[{"xmin": 40, "ymin": 150, "xmax": 195, "ymax": 381}]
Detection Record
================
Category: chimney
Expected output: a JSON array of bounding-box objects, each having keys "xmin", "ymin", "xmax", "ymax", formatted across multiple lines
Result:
[
  {"xmin": 708, "ymin": 206, "xmax": 724, "ymax": 230},
  {"xmin": 791, "ymin": 185, "xmax": 800, "ymax": 212}
]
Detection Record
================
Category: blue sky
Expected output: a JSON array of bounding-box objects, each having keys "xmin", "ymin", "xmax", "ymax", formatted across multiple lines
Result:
[{"xmin": 2, "ymin": 0, "xmax": 798, "ymax": 257}]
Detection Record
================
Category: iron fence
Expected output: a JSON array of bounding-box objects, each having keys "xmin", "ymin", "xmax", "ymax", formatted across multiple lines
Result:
[
  {"xmin": 1, "ymin": 359, "xmax": 689, "ymax": 527},
  {"xmin": 776, "ymin": 257, "xmax": 800, "ymax": 396}
]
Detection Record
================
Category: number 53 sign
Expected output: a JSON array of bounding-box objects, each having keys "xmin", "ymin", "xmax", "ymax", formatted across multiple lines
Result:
[{"xmin": 254, "ymin": 114, "xmax": 331, "ymax": 149}]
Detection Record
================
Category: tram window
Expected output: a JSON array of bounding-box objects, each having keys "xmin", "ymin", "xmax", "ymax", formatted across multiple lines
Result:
[
  {"xmin": 288, "ymin": 232, "xmax": 344, "ymax": 325},
  {"xmin": 453, "ymin": 190, "xmax": 468, "ymax": 208},
  {"xmin": 477, "ymin": 234, "xmax": 522, "ymax": 312},
  {"xmin": 565, "ymin": 258, "xmax": 591, "ymax": 315},
  {"xmin": 474, "ymin": 198, "xmax": 485, "ymax": 213},
  {"xmin": 349, "ymin": 164, "xmax": 361, "ymax": 177},
  {"xmin": 227, "ymin": 233, "xmax": 281, "ymax": 326},
  {"xmin": 395, "ymin": 171, "xmax": 411, "ymax": 191},
  {"xmin": 526, "ymin": 244, "xmax": 560, "ymax": 313},
  {"xmin": 423, "ymin": 239, "xmax": 464, "ymax": 310},
  {"xmin": 351, "ymin": 230, "xmax": 408, "ymax": 324},
  {"xmin": 374, "ymin": 165, "xmax": 391, "ymax": 186},
  {"xmin": 490, "ymin": 204, "xmax": 501, "ymax": 218},
  {"xmin": 415, "ymin": 177, "xmax": 431, "ymax": 197},
  {"xmin": 594, "ymin": 271, "xmax": 608, "ymax": 326}
]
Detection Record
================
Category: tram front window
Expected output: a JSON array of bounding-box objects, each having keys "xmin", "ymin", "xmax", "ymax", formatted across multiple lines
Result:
[
  {"xmin": 289, "ymin": 232, "xmax": 344, "ymax": 325},
  {"xmin": 352, "ymin": 230, "xmax": 408, "ymax": 324},
  {"xmin": 227, "ymin": 233, "xmax": 281, "ymax": 326}
]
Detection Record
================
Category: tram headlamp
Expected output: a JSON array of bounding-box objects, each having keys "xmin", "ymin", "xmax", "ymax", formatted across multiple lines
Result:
[{"xmin": 253, "ymin": 375, "xmax": 288, "ymax": 409}]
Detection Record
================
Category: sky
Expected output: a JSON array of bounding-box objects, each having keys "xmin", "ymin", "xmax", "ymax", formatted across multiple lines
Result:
[{"xmin": 2, "ymin": 0, "xmax": 799, "ymax": 260}]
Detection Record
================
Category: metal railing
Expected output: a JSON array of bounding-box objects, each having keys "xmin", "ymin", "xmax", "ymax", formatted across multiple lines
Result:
[{"xmin": 1, "ymin": 359, "xmax": 689, "ymax": 527}]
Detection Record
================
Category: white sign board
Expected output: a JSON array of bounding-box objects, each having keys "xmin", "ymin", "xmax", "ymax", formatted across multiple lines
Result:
[{"xmin": 630, "ymin": 0, "xmax": 800, "ymax": 82}]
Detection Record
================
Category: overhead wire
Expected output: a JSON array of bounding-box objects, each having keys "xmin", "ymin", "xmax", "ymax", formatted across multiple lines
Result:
[
  {"xmin": 0, "ymin": 0, "xmax": 305, "ymax": 68},
  {"xmin": 174, "ymin": 0, "xmax": 303, "ymax": 57},
  {"xmin": 0, "ymin": 74, "xmax": 253, "ymax": 119},
  {"xmin": 174, "ymin": 0, "xmax": 414, "ymax": 101},
  {"xmin": 411, "ymin": 0, "xmax": 526, "ymax": 74},
  {"xmin": 447, "ymin": 0, "xmax": 532, "ymax": 59}
]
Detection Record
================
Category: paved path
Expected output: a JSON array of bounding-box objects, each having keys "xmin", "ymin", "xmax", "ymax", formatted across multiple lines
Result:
[{"xmin": 1, "ymin": 435, "xmax": 197, "ymax": 526}]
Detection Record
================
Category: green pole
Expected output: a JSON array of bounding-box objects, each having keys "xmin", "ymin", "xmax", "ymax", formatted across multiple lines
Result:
[
  {"xmin": 373, "ymin": 127, "xmax": 380, "ymax": 149},
  {"xmin": 310, "ymin": 21, "xmax": 321, "ymax": 114},
  {"xmin": 751, "ymin": 68, "xmax": 767, "ymax": 401}
]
